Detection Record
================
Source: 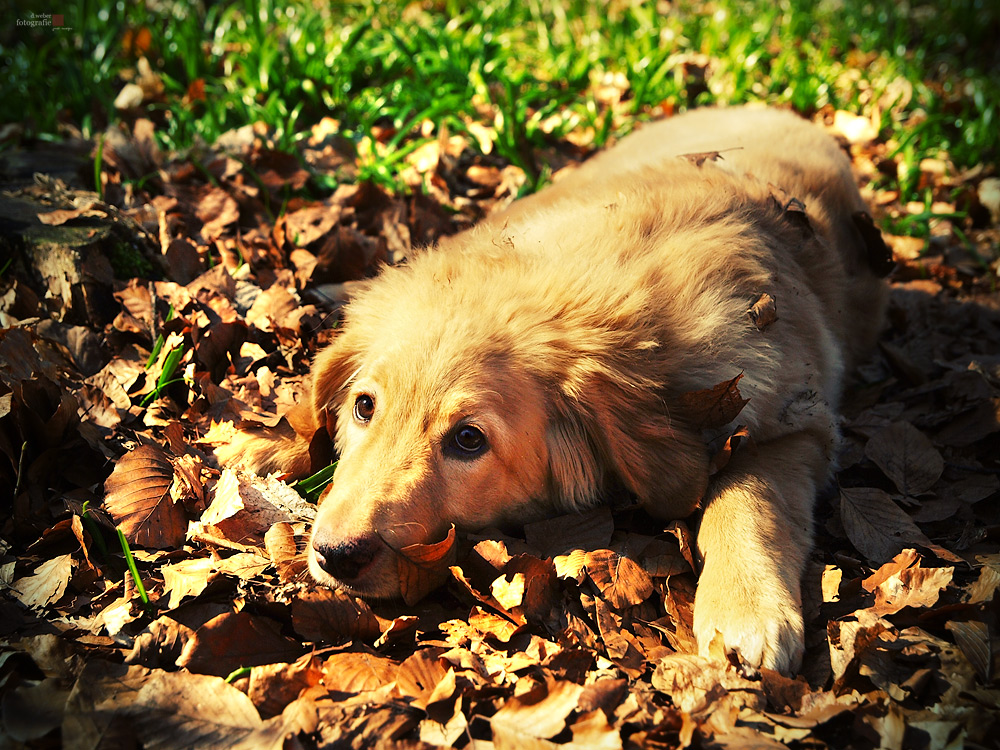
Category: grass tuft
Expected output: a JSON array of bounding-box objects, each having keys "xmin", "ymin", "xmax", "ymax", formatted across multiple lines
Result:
[{"xmin": 4, "ymin": 1, "xmax": 995, "ymax": 182}]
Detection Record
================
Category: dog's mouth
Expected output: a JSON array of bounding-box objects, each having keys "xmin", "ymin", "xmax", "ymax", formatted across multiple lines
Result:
[{"xmin": 307, "ymin": 525, "xmax": 458, "ymax": 602}]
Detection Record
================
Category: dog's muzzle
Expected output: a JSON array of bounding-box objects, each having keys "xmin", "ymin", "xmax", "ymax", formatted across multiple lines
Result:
[{"xmin": 311, "ymin": 537, "xmax": 378, "ymax": 581}]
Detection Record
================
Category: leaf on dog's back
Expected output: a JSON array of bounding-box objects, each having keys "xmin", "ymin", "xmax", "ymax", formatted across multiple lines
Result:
[
  {"xmin": 747, "ymin": 292, "xmax": 778, "ymax": 330},
  {"xmin": 584, "ymin": 550, "xmax": 654, "ymax": 609},
  {"xmin": 396, "ymin": 525, "xmax": 457, "ymax": 606},
  {"xmin": 103, "ymin": 444, "xmax": 187, "ymax": 549},
  {"xmin": 708, "ymin": 424, "xmax": 753, "ymax": 476},
  {"xmin": 679, "ymin": 373, "xmax": 749, "ymax": 430},
  {"xmin": 679, "ymin": 150, "xmax": 725, "ymax": 167},
  {"xmin": 864, "ymin": 421, "xmax": 944, "ymax": 496}
]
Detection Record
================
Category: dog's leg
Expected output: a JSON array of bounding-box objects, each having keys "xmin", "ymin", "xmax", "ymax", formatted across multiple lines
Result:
[{"xmin": 692, "ymin": 430, "xmax": 829, "ymax": 673}]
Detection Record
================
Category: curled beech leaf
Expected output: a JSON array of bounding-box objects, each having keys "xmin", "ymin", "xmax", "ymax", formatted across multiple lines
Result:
[
  {"xmin": 103, "ymin": 444, "xmax": 187, "ymax": 549},
  {"xmin": 679, "ymin": 373, "xmax": 750, "ymax": 430},
  {"xmin": 395, "ymin": 525, "xmax": 457, "ymax": 606}
]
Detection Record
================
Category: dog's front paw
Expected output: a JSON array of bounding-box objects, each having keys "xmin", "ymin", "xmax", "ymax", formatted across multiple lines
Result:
[{"xmin": 692, "ymin": 565, "xmax": 804, "ymax": 674}]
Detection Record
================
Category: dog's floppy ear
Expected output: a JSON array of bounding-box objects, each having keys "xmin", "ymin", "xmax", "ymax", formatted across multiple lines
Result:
[
  {"xmin": 310, "ymin": 328, "xmax": 364, "ymax": 444},
  {"xmin": 213, "ymin": 397, "xmax": 328, "ymax": 479},
  {"xmin": 547, "ymin": 381, "xmax": 708, "ymax": 518},
  {"xmin": 546, "ymin": 410, "xmax": 604, "ymax": 509},
  {"xmin": 213, "ymin": 329, "xmax": 361, "ymax": 479}
]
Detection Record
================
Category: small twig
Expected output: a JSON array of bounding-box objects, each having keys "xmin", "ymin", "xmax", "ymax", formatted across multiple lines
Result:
[{"xmin": 189, "ymin": 531, "xmax": 258, "ymax": 553}]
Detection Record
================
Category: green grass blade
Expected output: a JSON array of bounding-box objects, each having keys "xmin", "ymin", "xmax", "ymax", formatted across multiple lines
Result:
[
  {"xmin": 293, "ymin": 462, "xmax": 338, "ymax": 500},
  {"xmin": 117, "ymin": 527, "xmax": 150, "ymax": 607}
]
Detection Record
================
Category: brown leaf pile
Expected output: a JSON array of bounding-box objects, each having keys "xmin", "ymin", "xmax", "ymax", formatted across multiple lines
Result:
[{"xmin": 1, "ymin": 110, "xmax": 999, "ymax": 748}]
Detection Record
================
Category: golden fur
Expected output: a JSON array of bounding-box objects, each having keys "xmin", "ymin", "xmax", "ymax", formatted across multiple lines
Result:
[{"xmin": 217, "ymin": 106, "xmax": 889, "ymax": 673}]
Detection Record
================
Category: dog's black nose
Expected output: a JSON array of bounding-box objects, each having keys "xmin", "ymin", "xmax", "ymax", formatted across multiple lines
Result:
[{"xmin": 312, "ymin": 537, "xmax": 378, "ymax": 581}]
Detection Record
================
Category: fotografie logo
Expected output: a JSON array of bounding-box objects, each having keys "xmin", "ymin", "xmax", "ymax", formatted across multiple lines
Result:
[{"xmin": 16, "ymin": 11, "xmax": 71, "ymax": 30}]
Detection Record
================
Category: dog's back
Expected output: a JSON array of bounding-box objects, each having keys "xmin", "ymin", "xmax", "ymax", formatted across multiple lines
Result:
[{"xmin": 476, "ymin": 106, "xmax": 889, "ymax": 368}]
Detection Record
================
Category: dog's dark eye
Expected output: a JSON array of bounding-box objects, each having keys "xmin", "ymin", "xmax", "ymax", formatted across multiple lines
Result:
[
  {"xmin": 450, "ymin": 424, "xmax": 487, "ymax": 456},
  {"xmin": 353, "ymin": 394, "xmax": 375, "ymax": 423}
]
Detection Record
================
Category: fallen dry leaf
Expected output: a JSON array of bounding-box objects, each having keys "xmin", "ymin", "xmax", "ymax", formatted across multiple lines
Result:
[
  {"xmin": 830, "ymin": 109, "xmax": 878, "ymax": 144},
  {"xmin": 103, "ymin": 444, "xmax": 187, "ymax": 549},
  {"xmin": 264, "ymin": 521, "xmax": 298, "ymax": 565},
  {"xmin": 290, "ymin": 586, "xmax": 382, "ymax": 643},
  {"xmin": 0, "ymin": 678, "xmax": 68, "ymax": 743},
  {"xmin": 839, "ymin": 486, "xmax": 933, "ymax": 564},
  {"xmin": 394, "ymin": 649, "xmax": 451, "ymax": 709},
  {"xmin": 524, "ymin": 507, "xmax": 615, "ymax": 557},
  {"xmin": 584, "ymin": 549, "xmax": 654, "ymax": 609},
  {"xmin": 196, "ymin": 186, "xmax": 240, "ymax": 240},
  {"xmin": 63, "ymin": 661, "xmax": 263, "ymax": 748},
  {"xmin": 870, "ymin": 561, "xmax": 953, "ymax": 616},
  {"xmin": 189, "ymin": 469, "xmax": 315, "ymax": 547},
  {"xmin": 864, "ymin": 421, "xmax": 944, "ymax": 496},
  {"xmin": 468, "ymin": 606, "xmax": 523, "ymax": 642},
  {"xmin": 11, "ymin": 554, "xmax": 73, "ymax": 610},
  {"xmin": 37, "ymin": 205, "xmax": 106, "ymax": 226},
  {"xmin": 945, "ymin": 620, "xmax": 992, "ymax": 683},
  {"xmin": 177, "ymin": 610, "xmax": 304, "ymax": 676},
  {"xmin": 247, "ymin": 653, "xmax": 322, "ymax": 719},
  {"xmin": 862, "ymin": 548, "xmax": 921, "ymax": 592},
  {"xmin": 395, "ymin": 525, "xmax": 457, "ymax": 606},
  {"xmin": 161, "ymin": 557, "xmax": 218, "ymax": 609},
  {"xmin": 491, "ymin": 678, "xmax": 584, "ymax": 743},
  {"xmin": 651, "ymin": 653, "xmax": 764, "ymax": 714},
  {"xmin": 967, "ymin": 554, "xmax": 1000, "ymax": 604},
  {"xmin": 320, "ymin": 651, "xmax": 399, "ymax": 694}
]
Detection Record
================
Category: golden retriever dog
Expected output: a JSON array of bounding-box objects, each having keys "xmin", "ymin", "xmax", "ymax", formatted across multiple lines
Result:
[{"xmin": 218, "ymin": 106, "xmax": 891, "ymax": 673}]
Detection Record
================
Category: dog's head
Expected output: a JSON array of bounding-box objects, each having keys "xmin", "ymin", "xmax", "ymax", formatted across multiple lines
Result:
[{"xmin": 305, "ymin": 254, "xmax": 708, "ymax": 599}]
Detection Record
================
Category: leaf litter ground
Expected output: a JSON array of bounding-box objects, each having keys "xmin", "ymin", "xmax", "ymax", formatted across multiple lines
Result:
[{"xmin": 1, "ymin": 110, "xmax": 1000, "ymax": 749}]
